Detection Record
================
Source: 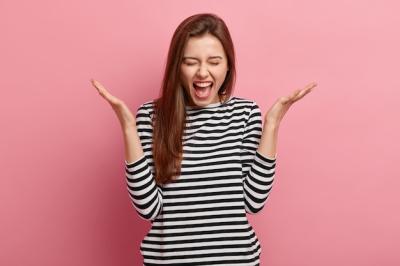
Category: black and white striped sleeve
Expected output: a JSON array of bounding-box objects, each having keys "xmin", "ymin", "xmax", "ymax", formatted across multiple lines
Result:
[
  {"xmin": 241, "ymin": 102, "xmax": 277, "ymax": 214},
  {"xmin": 124, "ymin": 104, "xmax": 163, "ymax": 221}
]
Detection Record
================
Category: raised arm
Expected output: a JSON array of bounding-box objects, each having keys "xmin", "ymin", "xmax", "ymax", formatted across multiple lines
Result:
[
  {"xmin": 91, "ymin": 79, "xmax": 163, "ymax": 221},
  {"xmin": 124, "ymin": 104, "xmax": 163, "ymax": 221},
  {"xmin": 240, "ymin": 102, "xmax": 277, "ymax": 214}
]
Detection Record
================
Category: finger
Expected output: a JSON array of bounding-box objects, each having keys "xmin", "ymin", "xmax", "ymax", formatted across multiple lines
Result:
[
  {"xmin": 285, "ymin": 89, "xmax": 301, "ymax": 104},
  {"xmin": 306, "ymin": 82, "xmax": 318, "ymax": 89},
  {"xmin": 91, "ymin": 79, "xmax": 113, "ymax": 99},
  {"xmin": 293, "ymin": 87, "xmax": 313, "ymax": 102},
  {"xmin": 91, "ymin": 79, "xmax": 105, "ymax": 93},
  {"xmin": 295, "ymin": 82, "xmax": 316, "ymax": 96},
  {"xmin": 292, "ymin": 89, "xmax": 301, "ymax": 97},
  {"xmin": 280, "ymin": 96, "xmax": 292, "ymax": 105},
  {"xmin": 303, "ymin": 82, "xmax": 317, "ymax": 93},
  {"xmin": 286, "ymin": 89, "xmax": 300, "ymax": 101},
  {"xmin": 293, "ymin": 82, "xmax": 316, "ymax": 98},
  {"xmin": 283, "ymin": 82, "xmax": 316, "ymax": 104},
  {"xmin": 91, "ymin": 79, "xmax": 101, "ymax": 92}
]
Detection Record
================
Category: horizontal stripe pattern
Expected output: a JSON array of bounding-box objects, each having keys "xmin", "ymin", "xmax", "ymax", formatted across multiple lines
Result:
[{"xmin": 125, "ymin": 96, "xmax": 277, "ymax": 265}]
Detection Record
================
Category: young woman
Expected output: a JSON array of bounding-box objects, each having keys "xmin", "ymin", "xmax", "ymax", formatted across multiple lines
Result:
[{"xmin": 91, "ymin": 13, "xmax": 316, "ymax": 266}]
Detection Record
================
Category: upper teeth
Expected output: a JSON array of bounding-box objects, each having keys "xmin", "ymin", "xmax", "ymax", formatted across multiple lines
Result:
[{"xmin": 194, "ymin": 82, "xmax": 212, "ymax": 87}]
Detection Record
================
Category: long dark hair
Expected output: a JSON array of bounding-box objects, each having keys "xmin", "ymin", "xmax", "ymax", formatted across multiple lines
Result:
[{"xmin": 152, "ymin": 13, "xmax": 236, "ymax": 185}]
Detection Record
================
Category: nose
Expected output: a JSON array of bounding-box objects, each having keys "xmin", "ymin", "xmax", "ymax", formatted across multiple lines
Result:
[{"xmin": 196, "ymin": 64, "xmax": 209, "ymax": 78}]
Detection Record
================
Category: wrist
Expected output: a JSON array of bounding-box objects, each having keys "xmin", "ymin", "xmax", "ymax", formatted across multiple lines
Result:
[
  {"xmin": 123, "ymin": 125, "xmax": 137, "ymax": 134},
  {"xmin": 264, "ymin": 120, "xmax": 279, "ymax": 130}
]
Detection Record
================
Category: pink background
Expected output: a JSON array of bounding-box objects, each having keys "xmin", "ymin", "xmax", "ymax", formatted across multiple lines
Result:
[{"xmin": 1, "ymin": 0, "xmax": 399, "ymax": 265}]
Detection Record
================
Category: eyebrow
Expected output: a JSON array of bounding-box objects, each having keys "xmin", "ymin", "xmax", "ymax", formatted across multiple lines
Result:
[{"xmin": 183, "ymin": 56, "xmax": 223, "ymax": 60}]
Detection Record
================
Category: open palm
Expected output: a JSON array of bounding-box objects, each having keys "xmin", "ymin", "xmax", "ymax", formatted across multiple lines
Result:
[
  {"xmin": 265, "ymin": 82, "xmax": 317, "ymax": 126},
  {"xmin": 90, "ymin": 78, "xmax": 136, "ymax": 130}
]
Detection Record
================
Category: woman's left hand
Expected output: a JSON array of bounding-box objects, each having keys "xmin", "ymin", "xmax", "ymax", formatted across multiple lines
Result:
[{"xmin": 265, "ymin": 82, "xmax": 317, "ymax": 126}]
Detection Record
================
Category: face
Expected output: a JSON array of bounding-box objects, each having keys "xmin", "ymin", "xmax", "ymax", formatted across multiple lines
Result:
[{"xmin": 180, "ymin": 33, "xmax": 229, "ymax": 107}]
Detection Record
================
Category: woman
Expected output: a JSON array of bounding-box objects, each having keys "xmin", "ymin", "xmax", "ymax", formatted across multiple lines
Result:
[{"xmin": 91, "ymin": 13, "xmax": 316, "ymax": 266}]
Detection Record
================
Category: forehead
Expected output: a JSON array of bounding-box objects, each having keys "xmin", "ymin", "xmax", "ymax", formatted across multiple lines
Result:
[{"xmin": 183, "ymin": 33, "xmax": 226, "ymax": 57}]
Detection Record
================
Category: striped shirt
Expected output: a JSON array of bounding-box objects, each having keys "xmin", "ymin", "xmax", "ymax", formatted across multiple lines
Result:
[{"xmin": 125, "ymin": 96, "xmax": 277, "ymax": 265}]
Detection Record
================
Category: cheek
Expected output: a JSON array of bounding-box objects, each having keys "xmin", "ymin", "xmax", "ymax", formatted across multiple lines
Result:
[
  {"xmin": 180, "ymin": 68, "xmax": 194, "ymax": 82},
  {"xmin": 214, "ymin": 69, "xmax": 228, "ymax": 83},
  {"xmin": 180, "ymin": 70, "xmax": 193, "ymax": 90}
]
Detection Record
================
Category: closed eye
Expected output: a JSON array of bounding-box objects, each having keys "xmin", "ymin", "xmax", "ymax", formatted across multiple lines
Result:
[{"xmin": 184, "ymin": 62, "xmax": 220, "ymax": 66}]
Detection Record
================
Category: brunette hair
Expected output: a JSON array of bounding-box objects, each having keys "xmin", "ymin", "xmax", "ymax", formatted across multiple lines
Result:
[{"xmin": 152, "ymin": 13, "xmax": 236, "ymax": 185}]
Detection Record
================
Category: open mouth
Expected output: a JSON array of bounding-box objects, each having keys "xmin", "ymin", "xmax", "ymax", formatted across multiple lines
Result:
[{"xmin": 193, "ymin": 82, "xmax": 213, "ymax": 99}]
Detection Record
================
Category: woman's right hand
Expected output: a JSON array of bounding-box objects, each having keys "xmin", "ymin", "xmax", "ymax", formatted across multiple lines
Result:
[{"xmin": 90, "ymin": 78, "xmax": 136, "ymax": 130}]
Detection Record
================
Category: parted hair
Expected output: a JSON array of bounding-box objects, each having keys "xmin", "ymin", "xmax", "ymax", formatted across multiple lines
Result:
[{"xmin": 152, "ymin": 13, "xmax": 236, "ymax": 185}]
